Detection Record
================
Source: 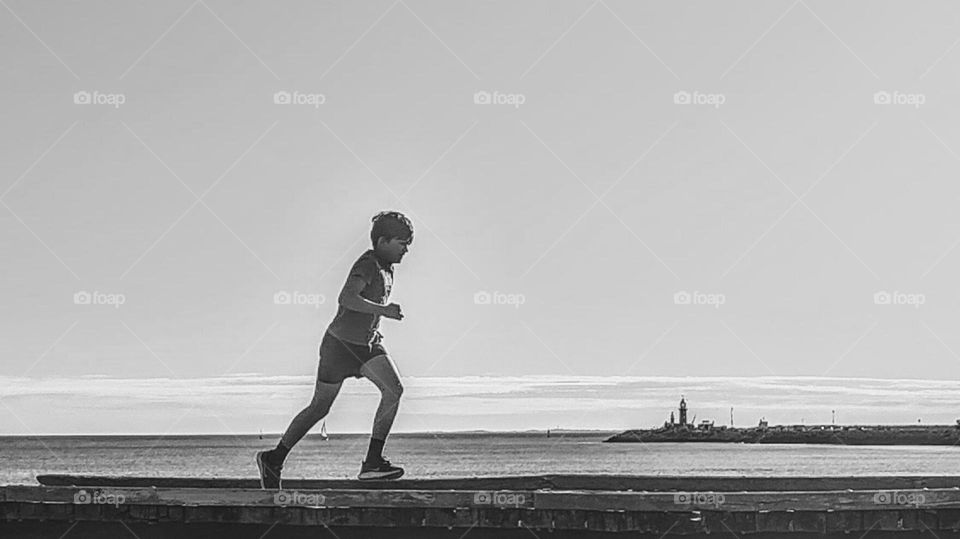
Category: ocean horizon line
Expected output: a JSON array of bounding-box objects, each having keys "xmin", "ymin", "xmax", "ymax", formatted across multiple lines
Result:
[
  {"xmin": 0, "ymin": 429, "xmax": 620, "ymax": 438},
  {"xmin": 7, "ymin": 373, "xmax": 959, "ymax": 384}
]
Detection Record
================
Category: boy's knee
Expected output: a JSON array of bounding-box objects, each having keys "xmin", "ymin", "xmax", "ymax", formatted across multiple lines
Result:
[
  {"xmin": 383, "ymin": 382, "xmax": 403, "ymax": 399},
  {"xmin": 308, "ymin": 401, "xmax": 331, "ymax": 418}
]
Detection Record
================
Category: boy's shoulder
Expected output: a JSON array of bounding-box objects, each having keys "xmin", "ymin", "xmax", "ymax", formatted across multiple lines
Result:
[
  {"xmin": 349, "ymin": 250, "xmax": 388, "ymax": 279},
  {"xmin": 351, "ymin": 249, "xmax": 378, "ymax": 268}
]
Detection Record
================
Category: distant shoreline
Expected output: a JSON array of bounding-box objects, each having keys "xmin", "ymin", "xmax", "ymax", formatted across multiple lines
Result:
[{"xmin": 0, "ymin": 429, "xmax": 622, "ymax": 438}]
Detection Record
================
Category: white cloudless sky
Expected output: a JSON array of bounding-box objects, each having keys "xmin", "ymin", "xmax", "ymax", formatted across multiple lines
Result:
[{"xmin": 3, "ymin": 1, "xmax": 960, "ymax": 433}]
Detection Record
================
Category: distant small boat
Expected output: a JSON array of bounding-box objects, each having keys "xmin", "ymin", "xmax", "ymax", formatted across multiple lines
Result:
[
  {"xmin": 320, "ymin": 421, "xmax": 329, "ymax": 441},
  {"xmin": 258, "ymin": 429, "xmax": 263, "ymax": 440}
]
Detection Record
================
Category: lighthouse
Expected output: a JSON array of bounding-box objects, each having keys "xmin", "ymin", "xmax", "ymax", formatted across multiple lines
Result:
[{"xmin": 679, "ymin": 396, "xmax": 688, "ymax": 426}]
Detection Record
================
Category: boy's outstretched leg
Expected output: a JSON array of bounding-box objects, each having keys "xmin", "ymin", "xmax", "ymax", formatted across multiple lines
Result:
[
  {"xmin": 358, "ymin": 354, "xmax": 405, "ymax": 480},
  {"xmin": 257, "ymin": 379, "xmax": 343, "ymax": 489}
]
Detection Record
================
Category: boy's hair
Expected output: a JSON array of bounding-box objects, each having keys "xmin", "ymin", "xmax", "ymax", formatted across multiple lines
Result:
[{"xmin": 370, "ymin": 211, "xmax": 414, "ymax": 247}]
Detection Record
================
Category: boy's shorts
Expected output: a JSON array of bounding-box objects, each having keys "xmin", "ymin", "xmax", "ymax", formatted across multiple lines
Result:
[{"xmin": 317, "ymin": 331, "xmax": 388, "ymax": 384}]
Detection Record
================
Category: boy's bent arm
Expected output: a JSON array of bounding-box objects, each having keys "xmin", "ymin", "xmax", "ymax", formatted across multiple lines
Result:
[{"xmin": 338, "ymin": 275, "xmax": 386, "ymax": 315}]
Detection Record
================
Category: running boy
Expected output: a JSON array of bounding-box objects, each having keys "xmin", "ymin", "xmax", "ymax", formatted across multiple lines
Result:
[{"xmin": 257, "ymin": 211, "xmax": 413, "ymax": 488}]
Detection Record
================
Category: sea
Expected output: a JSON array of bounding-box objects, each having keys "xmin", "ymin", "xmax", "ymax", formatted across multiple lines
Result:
[{"xmin": 2, "ymin": 431, "xmax": 958, "ymax": 485}]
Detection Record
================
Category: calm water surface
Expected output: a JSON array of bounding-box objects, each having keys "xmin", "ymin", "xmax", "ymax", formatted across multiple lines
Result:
[{"xmin": 2, "ymin": 432, "xmax": 957, "ymax": 485}]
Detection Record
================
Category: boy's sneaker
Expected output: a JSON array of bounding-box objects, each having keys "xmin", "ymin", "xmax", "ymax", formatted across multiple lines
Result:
[
  {"xmin": 358, "ymin": 456, "xmax": 404, "ymax": 480},
  {"xmin": 256, "ymin": 451, "xmax": 283, "ymax": 489}
]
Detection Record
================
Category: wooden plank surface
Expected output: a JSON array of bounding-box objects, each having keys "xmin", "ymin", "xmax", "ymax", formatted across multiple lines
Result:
[
  {"xmin": 34, "ymin": 473, "xmax": 960, "ymax": 491},
  {"xmin": 535, "ymin": 489, "xmax": 960, "ymax": 511},
  {"xmin": 7, "ymin": 485, "xmax": 960, "ymax": 512},
  {"xmin": 3, "ymin": 496, "xmax": 960, "ymax": 534},
  {"xmin": 15, "ymin": 476, "xmax": 960, "ymax": 535},
  {"xmin": 4, "ymin": 486, "xmax": 536, "ymax": 510}
]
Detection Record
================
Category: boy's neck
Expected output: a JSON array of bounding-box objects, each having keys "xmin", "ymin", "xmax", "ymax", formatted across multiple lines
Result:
[{"xmin": 371, "ymin": 248, "xmax": 391, "ymax": 269}]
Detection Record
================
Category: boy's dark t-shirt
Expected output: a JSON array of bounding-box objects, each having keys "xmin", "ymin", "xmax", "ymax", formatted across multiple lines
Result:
[{"xmin": 326, "ymin": 249, "xmax": 394, "ymax": 346}]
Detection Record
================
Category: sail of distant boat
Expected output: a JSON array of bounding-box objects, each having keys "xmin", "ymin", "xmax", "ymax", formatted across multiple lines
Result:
[{"xmin": 320, "ymin": 421, "xmax": 328, "ymax": 440}]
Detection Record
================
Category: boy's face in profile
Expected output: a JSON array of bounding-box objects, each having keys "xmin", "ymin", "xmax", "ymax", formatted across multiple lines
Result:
[{"xmin": 375, "ymin": 237, "xmax": 411, "ymax": 264}]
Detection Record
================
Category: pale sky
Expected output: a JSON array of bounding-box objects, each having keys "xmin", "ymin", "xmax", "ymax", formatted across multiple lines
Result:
[{"xmin": 3, "ymin": 1, "xmax": 960, "ymax": 434}]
